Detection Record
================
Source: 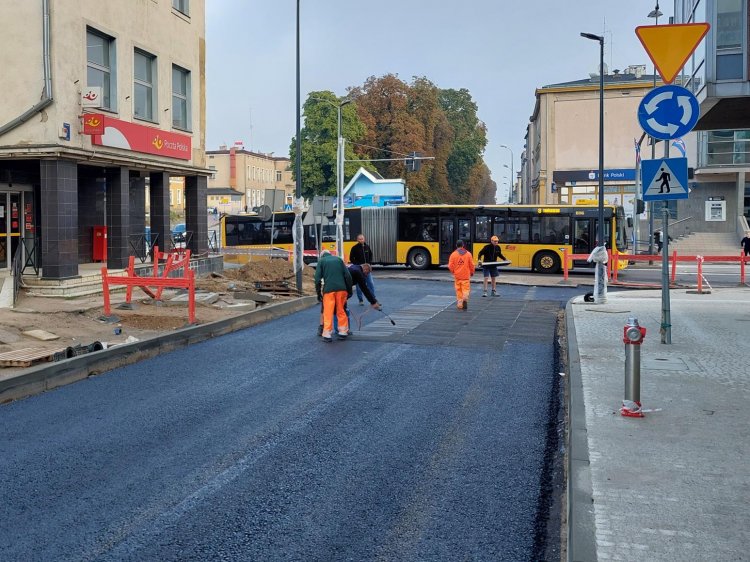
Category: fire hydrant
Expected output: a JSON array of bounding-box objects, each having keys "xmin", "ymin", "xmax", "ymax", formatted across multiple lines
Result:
[{"xmin": 621, "ymin": 317, "xmax": 647, "ymax": 418}]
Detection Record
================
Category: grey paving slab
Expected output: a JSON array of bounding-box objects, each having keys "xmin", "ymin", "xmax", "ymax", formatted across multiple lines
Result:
[{"xmin": 568, "ymin": 288, "xmax": 750, "ymax": 561}]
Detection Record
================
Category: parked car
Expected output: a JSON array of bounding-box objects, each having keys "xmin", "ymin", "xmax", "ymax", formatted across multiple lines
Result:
[{"xmin": 172, "ymin": 223, "xmax": 186, "ymax": 242}]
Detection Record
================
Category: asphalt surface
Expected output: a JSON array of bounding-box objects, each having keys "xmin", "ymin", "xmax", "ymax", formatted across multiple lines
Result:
[{"xmin": 0, "ymin": 279, "xmax": 580, "ymax": 562}]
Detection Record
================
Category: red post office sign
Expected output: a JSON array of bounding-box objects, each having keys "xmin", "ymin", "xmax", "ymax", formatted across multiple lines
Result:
[
  {"xmin": 82, "ymin": 113, "xmax": 105, "ymax": 135},
  {"xmin": 91, "ymin": 116, "xmax": 192, "ymax": 160}
]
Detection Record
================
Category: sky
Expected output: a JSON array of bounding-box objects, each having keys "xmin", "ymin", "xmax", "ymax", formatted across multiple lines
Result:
[{"xmin": 206, "ymin": 0, "xmax": 671, "ymax": 203}]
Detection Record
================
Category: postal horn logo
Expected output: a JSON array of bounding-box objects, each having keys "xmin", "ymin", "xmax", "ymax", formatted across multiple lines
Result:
[
  {"xmin": 83, "ymin": 90, "xmax": 98, "ymax": 101},
  {"xmin": 85, "ymin": 116, "xmax": 101, "ymax": 127},
  {"xmin": 152, "ymin": 135, "xmax": 164, "ymax": 150}
]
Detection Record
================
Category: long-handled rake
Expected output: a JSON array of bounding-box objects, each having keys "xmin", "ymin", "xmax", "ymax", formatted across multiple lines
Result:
[{"xmin": 379, "ymin": 308, "xmax": 396, "ymax": 325}]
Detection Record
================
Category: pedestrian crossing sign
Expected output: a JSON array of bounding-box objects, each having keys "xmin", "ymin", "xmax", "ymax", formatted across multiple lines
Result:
[{"xmin": 641, "ymin": 157, "xmax": 689, "ymax": 201}]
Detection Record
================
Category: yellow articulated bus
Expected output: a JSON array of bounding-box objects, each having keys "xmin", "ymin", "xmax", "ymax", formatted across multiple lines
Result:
[{"xmin": 220, "ymin": 203, "xmax": 630, "ymax": 273}]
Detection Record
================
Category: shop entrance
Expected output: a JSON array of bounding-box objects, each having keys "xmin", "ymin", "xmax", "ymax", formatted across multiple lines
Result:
[{"xmin": 0, "ymin": 191, "xmax": 34, "ymax": 270}]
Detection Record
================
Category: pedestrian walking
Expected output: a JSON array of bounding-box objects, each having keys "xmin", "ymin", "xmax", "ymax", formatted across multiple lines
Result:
[
  {"xmin": 654, "ymin": 230, "xmax": 673, "ymax": 254},
  {"xmin": 448, "ymin": 239, "xmax": 475, "ymax": 310},
  {"xmin": 741, "ymin": 231, "xmax": 750, "ymax": 256},
  {"xmin": 314, "ymin": 250, "xmax": 353, "ymax": 342},
  {"xmin": 349, "ymin": 233, "xmax": 375, "ymax": 306},
  {"xmin": 477, "ymin": 235, "xmax": 507, "ymax": 297}
]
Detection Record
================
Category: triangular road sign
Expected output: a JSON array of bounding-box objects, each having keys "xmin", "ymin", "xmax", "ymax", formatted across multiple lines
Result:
[
  {"xmin": 642, "ymin": 157, "xmax": 689, "ymax": 201},
  {"xmin": 635, "ymin": 23, "xmax": 710, "ymax": 84}
]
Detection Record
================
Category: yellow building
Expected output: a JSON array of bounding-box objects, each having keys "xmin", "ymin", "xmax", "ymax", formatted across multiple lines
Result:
[
  {"xmin": 522, "ymin": 65, "xmax": 657, "ymax": 217},
  {"xmin": 207, "ymin": 145, "xmax": 294, "ymax": 212}
]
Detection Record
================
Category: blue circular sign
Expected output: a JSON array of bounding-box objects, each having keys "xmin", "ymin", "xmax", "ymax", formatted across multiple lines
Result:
[{"xmin": 638, "ymin": 85, "xmax": 700, "ymax": 140}]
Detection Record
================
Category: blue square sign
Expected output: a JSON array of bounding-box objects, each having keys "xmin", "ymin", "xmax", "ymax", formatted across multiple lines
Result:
[{"xmin": 641, "ymin": 157, "xmax": 689, "ymax": 201}]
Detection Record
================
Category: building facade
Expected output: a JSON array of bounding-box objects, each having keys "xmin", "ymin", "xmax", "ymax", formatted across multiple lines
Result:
[
  {"xmin": 0, "ymin": 0, "xmax": 208, "ymax": 279},
  {"xmin": 675, "ymin": 0, "xmax": 750, "ymax": 235},
  {"xmin": 207, "ymin": 145, "xmax": 294, "ymax": 212},
  {"xmin": 521, "ymin": 66, "xmax": 656, "ymax": 219}
]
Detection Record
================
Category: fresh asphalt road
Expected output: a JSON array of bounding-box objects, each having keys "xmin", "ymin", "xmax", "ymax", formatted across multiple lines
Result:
[{"xmin": 0, "ymin": 280, "xmax": 581, "ymax": 562}]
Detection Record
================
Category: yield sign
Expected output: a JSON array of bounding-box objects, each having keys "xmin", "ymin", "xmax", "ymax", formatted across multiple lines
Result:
[{"xmin": 635, "ymin": 23, "xmax": 710, "ymax": 84}]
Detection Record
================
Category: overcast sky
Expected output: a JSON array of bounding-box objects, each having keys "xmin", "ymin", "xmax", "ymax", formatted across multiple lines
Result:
[{"xmin": 206, "ymin": 0, "xmax": 671, "ymax": 203}]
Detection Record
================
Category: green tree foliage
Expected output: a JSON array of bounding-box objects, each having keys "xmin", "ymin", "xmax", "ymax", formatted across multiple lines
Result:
[
  {"xmin": 290, "ymin": 78, "xmax": 496, "ymax": 204},
  {"xmin": 289, "ymin": 91, "xmax": 370, "ymax": 200}
]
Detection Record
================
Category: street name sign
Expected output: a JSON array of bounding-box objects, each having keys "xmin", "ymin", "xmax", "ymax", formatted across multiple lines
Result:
[
  {"xmin": 635, "ymin": 23, "xmax": 710, "ymax": 84},
  {"xmin": 641, "ymin": 157, "xmax": 689, "ymax": 201},
  {"xmin": 638, "ymin": 85, "xmax": 700, "ymax": 140}
]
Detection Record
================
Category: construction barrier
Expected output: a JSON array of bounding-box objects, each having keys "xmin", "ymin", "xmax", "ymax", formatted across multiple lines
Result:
[
  {"xmin": 608, "ymin": 250, "xmax": 750, "ymax": 288},
  {"xmin": 101, "ymin": 245, "xmax": 196, "ymax": 324}
]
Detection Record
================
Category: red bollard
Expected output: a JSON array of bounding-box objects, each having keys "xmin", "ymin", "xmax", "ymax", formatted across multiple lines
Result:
[
  {"xmin": 697, "ymin": 255, "xmax": 704, "ymax": 294},
  {"xmin": 671, "ymin": 250, "xmax": 677, "ymax": 282},
  {"xmin": 621, "ymin": 317, "xmax": 647, "ymax": 418},
  {"xmin": 563, "ymin": 248, "xmax": 569, "ymax": 281},
  {"xmin": 741, "ymin": 252, "xmax": 746, "ymax": 285}
]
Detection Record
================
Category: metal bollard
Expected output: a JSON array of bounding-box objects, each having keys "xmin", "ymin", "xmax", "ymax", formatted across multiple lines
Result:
[{"xmin": 621, "ymin": 317, "xmax": 647, "ymax": 418}]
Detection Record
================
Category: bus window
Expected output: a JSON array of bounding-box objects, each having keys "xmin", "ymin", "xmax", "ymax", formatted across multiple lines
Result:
[
  {"xmin": 506, "ymin": 218, "xmax": 530, "ymax": 243},
  {"xmin": 421, "ymin": 218, "xmax": 437, "ymax": 241},
  {"xmin": 476, "ymin": 216, "xmax": 490, "ymax": 242},
  {"xmin": 531, "ymin": 216, "xmax": 569, "ymax": 244},
  {"xmin": 458, "ymin": 219, "xmax": 471, "ymax": 242}
]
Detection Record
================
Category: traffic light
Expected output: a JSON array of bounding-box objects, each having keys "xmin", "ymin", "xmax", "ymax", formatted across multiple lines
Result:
[{"xmin": 635, "ymin": 198, "xmax": 645, "ymax": 215}]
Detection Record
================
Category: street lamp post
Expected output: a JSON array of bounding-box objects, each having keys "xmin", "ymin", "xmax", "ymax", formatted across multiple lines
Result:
[
  {"xmin": 336, "ymin": 99, "xmax": 351, "ymax": 259},
  {"xmin": 647, "ymin": 2, "xmax": 663, "ymax": 256},
  {"xmin": 311, "ymin": 96, "xmax": 351, "ymax": 259},
  {"xmin": 294, "ymin": 0, "xmax": 302, "ymax": 293},
  {"xmin": 499, "ymin": 144, "xmax": 514, "ymax": 203},
  {"xmin": 581, "ymin": 31, "xmax": 606, "ymax": 303}
]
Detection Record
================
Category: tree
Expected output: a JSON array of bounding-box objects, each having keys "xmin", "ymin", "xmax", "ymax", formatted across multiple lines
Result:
[
  {"xmin": 439, "ymin": 88, "xmax": 489, "ymax": 202},
  {"xmin": 289, "ymin": 91, "xmax": 369, "ymax": 200}
]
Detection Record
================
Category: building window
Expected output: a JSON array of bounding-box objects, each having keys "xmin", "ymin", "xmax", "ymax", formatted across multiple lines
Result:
[
  {"xmin": 172, "ymin": 65, "xmax": 191, "ymax": 130},
  {"xmin": 715, "ymin": 0, "xmax": 744, "ymax": 80},
  {"xmin": 86, "ymin": 28, "xmax": 115, "ymax": 110},
  {"xmin": 276, "ymin": 170, "xmax": 282, "ymax": 182},
  {"xmin": 172, "ymin": 0, "xmax": 189, "ymax": 15},
  {"xmin": 134, "ymin": 49, "xmax": 157, "ymax": 121},
  {"xmin": 209, "ymin": 165, "xmax": 216, "ymax": 179}
]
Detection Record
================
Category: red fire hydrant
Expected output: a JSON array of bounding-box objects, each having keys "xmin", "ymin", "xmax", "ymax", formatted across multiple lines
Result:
[{"xmin": 621, "ymin": 317, "xmax": 647, "ymax": 418}]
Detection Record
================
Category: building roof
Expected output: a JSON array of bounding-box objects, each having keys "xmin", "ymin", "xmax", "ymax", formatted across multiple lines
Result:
[
  {"xmin": 207, "ymin": 187, "xmax": 244, "ymax": 196},
  {"xmin": 540, "ymin": 72, "xmax": 659, "ymax": 90},
  {"xmin": 206, "ymin": 148, "xmax": 290, "ymax": 162}
]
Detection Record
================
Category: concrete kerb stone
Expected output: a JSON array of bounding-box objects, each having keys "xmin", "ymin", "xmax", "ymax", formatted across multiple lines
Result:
[
  {"xmin": 564, "ymin": 298, "xmax": 597, "ymax": 562},
  {"xmin": 0, "ymin": 296, "xmax": 318, "ymax": 405}
]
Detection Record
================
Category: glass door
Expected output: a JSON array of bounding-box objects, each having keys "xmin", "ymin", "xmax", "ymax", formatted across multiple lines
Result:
[{"xmin": 0, "ymin": 193, "xmax": 7, "ymax": 269}]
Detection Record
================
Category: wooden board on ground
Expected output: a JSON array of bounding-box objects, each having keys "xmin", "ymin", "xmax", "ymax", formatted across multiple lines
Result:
[
  {"xmin": 22, "ymin": 329, "xmax": 61, "ymax": 341},
  {"xmin": 0, "ymin": 347, "xmax": 66, "ymax": 368},
  {"xmin": 480, "ymin": 260, "xmax": 512, "ymax": 266}
]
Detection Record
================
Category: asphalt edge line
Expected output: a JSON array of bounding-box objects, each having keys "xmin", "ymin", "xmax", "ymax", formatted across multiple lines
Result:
[
  {"xmin": 565, "ymin": 298, "xmax": 598, "ymax": 562},
  {"xmin": 0, "ymin": 296, "xmax": 318, "ymax": 405}
]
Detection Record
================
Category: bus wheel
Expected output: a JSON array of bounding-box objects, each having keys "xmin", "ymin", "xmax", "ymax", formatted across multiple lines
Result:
[
  {"xmin": 533, "ymin": 251, "xmax": 560, "ymax": 274},
  {"xmin": 407, "ymin": 248, "xmax": 431, "ymax": 270}
]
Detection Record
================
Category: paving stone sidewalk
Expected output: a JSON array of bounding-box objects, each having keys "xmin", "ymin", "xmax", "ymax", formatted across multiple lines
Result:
[{"xmin": 568, "ymin": 287, "xmax": 750, "ymax": 562}]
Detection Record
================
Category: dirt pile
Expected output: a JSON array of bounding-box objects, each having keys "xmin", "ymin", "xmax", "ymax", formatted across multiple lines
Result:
[{"xmin": 195, "ymin": 260, "xmax": 316, "ymax": 295}]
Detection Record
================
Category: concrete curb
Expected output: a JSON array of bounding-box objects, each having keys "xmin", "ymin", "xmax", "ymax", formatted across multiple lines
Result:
[
  {"xmin": 0, "ymin": 296, "xmax": 318, "ymax": 405},
  {"xmin": 565, "ymin": 298, "xmax": 597, "ymax": 562}
]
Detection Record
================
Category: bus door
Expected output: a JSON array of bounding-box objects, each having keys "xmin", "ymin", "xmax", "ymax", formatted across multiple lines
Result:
[
  {"xmin": 573, "ymin": 218, "xmax": 594, "ymax": 265},
  {"xmin": 439, "ymin": 215, "xmax": 471, "ymax": 264}
]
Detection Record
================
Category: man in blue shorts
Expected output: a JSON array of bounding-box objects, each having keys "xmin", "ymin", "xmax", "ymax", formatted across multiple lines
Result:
[{"xmin": 477, "ymin": 235, "xmax": 507, "ymax": 297}]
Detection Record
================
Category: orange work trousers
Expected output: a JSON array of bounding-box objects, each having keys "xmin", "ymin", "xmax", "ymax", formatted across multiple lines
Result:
[
  {"xmin": 454, "ymin": 279, "xmax": 471, "ymax": 308},
  {"xmin": 322, "ymin": 291, "xmax": 349, "ymax": 337}
]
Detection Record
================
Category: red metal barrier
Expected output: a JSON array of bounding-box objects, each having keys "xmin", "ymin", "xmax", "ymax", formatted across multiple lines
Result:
[{"xmin": 101, "ymin": 245, "xmax": 196, "ymax": 324}]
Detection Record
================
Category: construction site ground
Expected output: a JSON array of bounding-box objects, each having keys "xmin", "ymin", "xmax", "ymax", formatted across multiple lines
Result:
[{"xmin": 0, "ymin": 260, "xmax": 316, "ymax": 378}]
